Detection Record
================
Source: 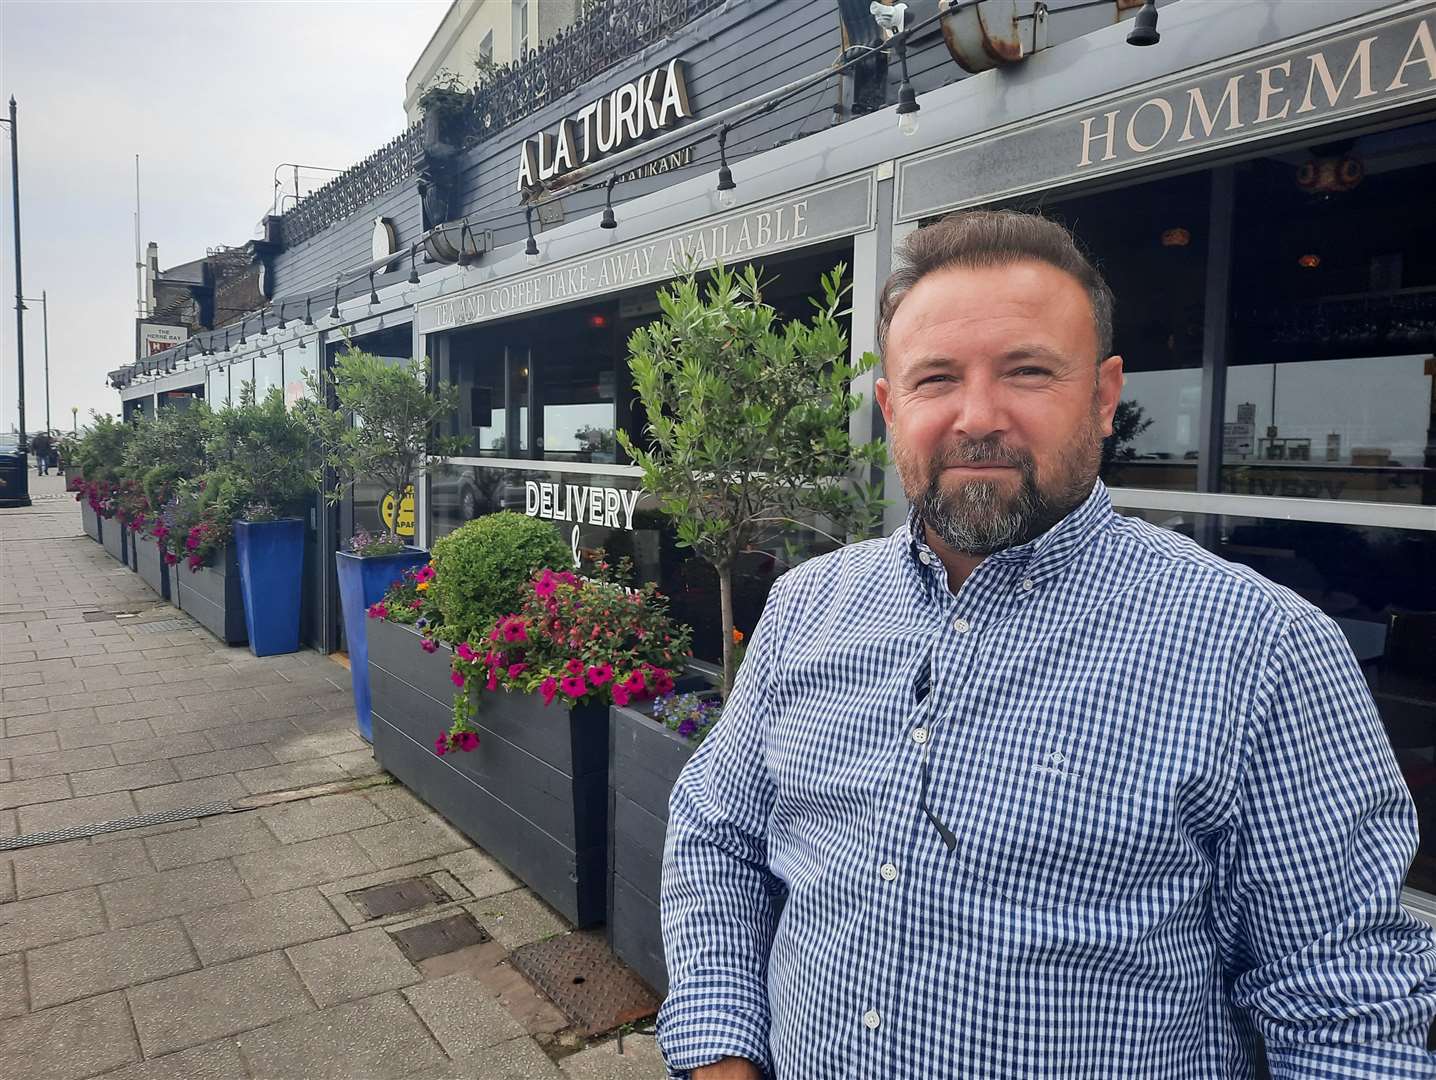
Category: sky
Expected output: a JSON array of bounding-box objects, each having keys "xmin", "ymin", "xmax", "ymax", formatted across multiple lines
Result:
[{"xmin": 0, "ymin": 0, "xmax": 448, "ymax": 434}]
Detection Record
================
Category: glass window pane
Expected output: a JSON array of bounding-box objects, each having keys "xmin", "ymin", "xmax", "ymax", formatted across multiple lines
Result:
[
  {"xmin": 206, "ymin": 364, "xmax": 229, "ymax": 406},
  {"xmin": 1120, "ymin": 506, "xmax": 1436, "ymax": 899},
  {"xmin": 254, "ymin": 350, "xmax": 282, "ymax": 401},
  {"xmin": 447, "ymin": 332, "xmax": 507, "ymax": 456},
  {"xmin": 1226, "ymin": 121, "xmax": 1436, "ymax": 504},
  {"xmin": 1036, "ymin": 171, "xmax": 1210, "ymax": 491}
]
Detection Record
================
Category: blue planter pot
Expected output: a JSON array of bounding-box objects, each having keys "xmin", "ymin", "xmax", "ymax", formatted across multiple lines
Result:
[
  {"xmin": 234, "ymin": 518, "xmax": 306, "ymax": 658},
  {"xmin": 336, "ymin": 547, "xmax": 429, "ymax": 741}
]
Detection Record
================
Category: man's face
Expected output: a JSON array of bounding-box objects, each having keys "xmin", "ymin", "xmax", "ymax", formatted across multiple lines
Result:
[{"xmin": 876, "ymin": 259, "xmax": 1124, "ymax": 556}]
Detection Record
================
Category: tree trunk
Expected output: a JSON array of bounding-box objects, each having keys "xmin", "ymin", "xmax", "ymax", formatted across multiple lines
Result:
[{"xmin": 719, "ymin": 561, "xmax": 735, "ymax": 699}]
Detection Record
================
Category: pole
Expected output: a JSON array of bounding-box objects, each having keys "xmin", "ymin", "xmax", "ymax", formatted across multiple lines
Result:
[
  {"xmin": 41, "ymin": 289, "xmax": 49, "ymax": 432},
  {"xmin": 8, "ymin": 97, "xmax": 25, "ymax": 453},
  {"xmin": 71, "ymin": 405, "xmax": 78, "ymax": 435},
  {"xmin": 135, "ymin": 155, "xmax": 143, "ymax": 318}
]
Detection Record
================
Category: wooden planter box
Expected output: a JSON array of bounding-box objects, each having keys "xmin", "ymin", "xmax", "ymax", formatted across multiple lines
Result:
[
  {"xmin": 133, "ymin": 532, "xmax": 170, "ymax": 601},
  {"xmin": 81, "ymin": 501, "xmax": 102, "ymax": 544},
  {"xmin": 608, "ymin": 704, "xmax": 698, "ymax": 994},
  {"xmin": 369, "ymin": 619, "xmax": 610, "ymax": 927},
  {"xmin": 174, "ymin": 545, "xmax": 246, "ymax": 645},
  {"xmin": 101, "ymin": 515, "xmax": 127, "ymax": 565}
]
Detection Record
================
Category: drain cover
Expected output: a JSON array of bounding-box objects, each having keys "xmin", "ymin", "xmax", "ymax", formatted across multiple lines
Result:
[
  {"xmin": 81, "ymin": 610, "xmax": 120, "ymax": 622},
  {"xmin": 390, "ymin": 913, "xmax": 490, "ymax": 963},
  {"xmin": 136, "ymin": 618, "xmax": 188, "ymax": 634},
  {"xmin": 348, "ymin": 876, "xmax": 450, "ymax": 920},
  {"xmin": 509, "ymin": 930, "xmax": 659, "ymax": 1036}
]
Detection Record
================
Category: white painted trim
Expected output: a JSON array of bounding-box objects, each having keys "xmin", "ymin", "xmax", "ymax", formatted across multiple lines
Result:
[
  {"xmin": 1107, "ymin": 488, "xmax": 1436, "ymax": 532},
  {"xmin": 436, "ymin": 456, "xmax": 643, "ymax": 479}
]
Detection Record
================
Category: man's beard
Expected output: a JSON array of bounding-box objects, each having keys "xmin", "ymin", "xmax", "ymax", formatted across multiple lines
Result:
[{"xmin": 897, "ymin": 409, "xmax": 1103, "ymax": 557}]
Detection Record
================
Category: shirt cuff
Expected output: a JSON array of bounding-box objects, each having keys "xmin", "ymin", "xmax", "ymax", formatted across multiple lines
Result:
[
  {"xmin": 1270, "ymin": 1041, "xmax": 1436, "ymax": 1079},
  {"xmin": 657, "ymin": 973, "xmax": 772, "ymax": 1078}
]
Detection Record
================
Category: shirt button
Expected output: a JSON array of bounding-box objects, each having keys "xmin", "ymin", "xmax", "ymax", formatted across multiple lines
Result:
[
  {"xmin": 1021, "ymin": 578, "xmax": 1034, "ymax": 592},
  {"xmin": 911, "ymin": 727, "xmax": 928, "ymax": 745},
  {"xmin": 879, "ymin": 863, "xmax": 898, "ymax": 881},
  {"xmin": 953, "ymin": 617, "xmax": 970, "ymax": 634},
  {"xmin": 863, "ymin": 1009, "xmax": 881, "ymax": 1030},
  {"xmin": 918, "ymin": 551, "xmax": 933, "ymax": 566}
]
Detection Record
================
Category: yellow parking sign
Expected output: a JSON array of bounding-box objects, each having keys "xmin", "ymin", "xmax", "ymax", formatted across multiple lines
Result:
[{"xmin": 381, "ymin": 485, "xmax": 416, "ymax": 537}]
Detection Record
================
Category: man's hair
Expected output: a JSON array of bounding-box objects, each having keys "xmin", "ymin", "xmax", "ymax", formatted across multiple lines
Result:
[{"xmin": 877, "ymin": 209, "xmax": 1115, "ymax": 363}]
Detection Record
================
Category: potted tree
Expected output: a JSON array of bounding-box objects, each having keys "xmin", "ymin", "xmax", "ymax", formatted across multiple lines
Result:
[
  {"xmin": 75, "ymin": 415, "xmax": 134, "ymax": 564},
  {"xmin": 608, "ymin": 263, "xmax": 888, "ymax": 988},
  {"xmin": 118, "ymin": 402, "xmax": 211, "ymax": 602},
  {"xmin": 297, "ymin": 346, "xmax": 461, "ymax": 739}
]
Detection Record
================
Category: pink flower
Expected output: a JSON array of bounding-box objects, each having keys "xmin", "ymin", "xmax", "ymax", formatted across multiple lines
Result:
[
  {"xmin": 622, "ymin": 671, "xmax": 647, "ymax": 694},
  {"xmin": 501, "ymin": 619, "xmax": 527, "ymax": 644},
  {"xmin": 483, "ymin": 651, "xmax": 501, "ymax": 667},
  {"xmin": 653, "ymin": 670, "xmax": 676, "ymax": 695},
  {"xmin": 415, "ymin": 564, "xmax": 435, "ymax": 584},
  {"xmin": 457, "ymin": 731, "xmax": 479, "ymax": 752},
  {"xmin": 489, "ymin": 628, "xmax": 501, "ymax": 643},
  {"xmin": 507, "ymin": 663, "xmax": 527, "ymax": 678},
  {"xmin": 367, "ymin": 602, "xmax": 388, "ymax": 619},
  {"xmin": 560, "ymin": 674, "xmax": 587, "ymax": 698},
  {"xmin": 555, "ymin": 571, "xmax": 578, "ymax": 586},
  {"xmin": 539, "ymin": 677, "xmax": 559, "ymax": 706},
  {"xmin": 450, "ymin": 670, "xmax": 465, "ymax": 688},
  {"xmin": 611, "ymin": 684, "xmax": 631, "ymax": 707},
  {"xmin": 163, "ymin": 552, "xmax": 179, "ymax": 566},
  {"xmin": 534, "ymin": 571, "xmax": 557, "ymax": 599},
  {"xmin": 434, "ymin": 734, "xmax": 449, "ymax": 756},
  {"xmin": 485, "ymin": 667, "xmax": 500, "ymax": 691},
  {"xmin": 586, "ymin": 663, "xmax": 614, "ymax": 686},
  {"xmin": 564, "ymin": 658, "xmax": 585, "ymax": 676},
  {"xmin": 410, "ymin": 599, "xmax": 423, "ymax": 610},
  {"xmin": 456, "ymin": 643, "xmax": 478, "ymax": 664},
  {"xmin": 421, "ymin": 638, "xmax": 438, "ymax": 654}
]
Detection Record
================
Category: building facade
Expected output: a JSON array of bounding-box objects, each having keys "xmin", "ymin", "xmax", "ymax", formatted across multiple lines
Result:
[{"xmin": 116, "ymin": 0, "xmax": 1436, "ymax": 916}]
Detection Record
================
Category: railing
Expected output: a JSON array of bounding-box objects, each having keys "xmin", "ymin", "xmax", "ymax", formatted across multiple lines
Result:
[{"xmin": 277, "ymin": 0, "xmax": 726, "ymax": 248}]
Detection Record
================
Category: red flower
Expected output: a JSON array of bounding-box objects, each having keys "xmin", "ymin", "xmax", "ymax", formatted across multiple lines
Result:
[
  {"xmin": 456, "ymin": 643, "xmax": 478, "ymax": 664},
  {"xmin": 539, "ymin": 676, "xmax": 559, "ymax": 706},
  {"xmin": 421, "ymin": 638, "xmax": 438, "ymax": 654},
  {"xmin": 507, "ymin": 663, "xmax": 527, "ymax": 678},
  {"xmin": 622, "ymin": 670, "xmax": 647, "ymax": 694},
  {"xmin": 502, "ymin": 618, "xmax": 528, "ymax": 644},
  {"xmin": 560, "ymin": 674, "xmax": 588, "ymax": 698},
  {"xmin": 534, "ymin": 570, "xmax": 558, "ymax": 599},
  {"xmin": 564, "ymin": 658, "xmax": 584, "ymax": 676},
  {"xmin": 450, "ymin": 670, "xmax": 465, "ymax": 688},
  {"xmin": 485, "ymin": 667, "xmax": 500, "ymax": 691},
  {"xmin": 457, "ymin": 731, "xmax": 479, "ymax": 752},
  {"xmin": 611, "ymin": 684, "xmax": 631, "ymax": 707},
  {"xmin": 586, "ymin": 663, "xmax": 614, "ymax": 686},
  {"xmin": 434, "ymin": 734, "xmax": 449, "ymax": 756}
]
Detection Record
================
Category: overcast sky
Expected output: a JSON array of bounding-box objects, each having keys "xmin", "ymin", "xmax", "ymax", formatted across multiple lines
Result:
[{"xmin": 0, "ymin": 0, "xmax": 448, "ymax": 434}]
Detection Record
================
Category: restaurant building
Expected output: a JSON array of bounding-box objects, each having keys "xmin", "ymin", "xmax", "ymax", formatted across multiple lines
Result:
[{"xmin": 115, "ymin": 0, "xmax": 1436, "ymax": 916}]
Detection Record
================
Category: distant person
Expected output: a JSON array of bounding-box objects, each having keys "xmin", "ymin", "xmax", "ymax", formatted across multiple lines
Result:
[
  {"xmin": 658, "ymin": 209, "xmax": 1436, "ymax": 1078},
  {"xmin": 31, "ymin": 431, "xmax": 52, "ymax": 476}
]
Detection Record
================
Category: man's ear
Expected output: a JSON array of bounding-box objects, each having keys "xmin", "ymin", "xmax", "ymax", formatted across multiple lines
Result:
[
  {"xmin": 1096, "ymin": 355, "xmax": 1124, "ymax": 437},
  {"xmin": 876, "ymin": 376, "xmax": 894, "ymax": 430}
]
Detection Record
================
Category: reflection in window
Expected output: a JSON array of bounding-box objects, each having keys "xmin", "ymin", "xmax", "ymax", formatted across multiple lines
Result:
[
  {"xmin": 538, "ymin": 336, "xmax": 616, "ymax": 463},
  {"xmin": 1121, "ymin": 507, "xmax": 1436, "ymax": 899},
  {"xmin": 206, "ymin": 364, "xmax": 230, "ymax": 407},
  {"xmin": 1036, "ymin": 170, "xmax": 1210, "ymax": 491},
  {"xmin": 254, "ymin": 350, "xmax": 282, "ymax": 401},
  {"xmin": 1227, "ymin": 122, "xmax": 1436, "ymax": 504}
]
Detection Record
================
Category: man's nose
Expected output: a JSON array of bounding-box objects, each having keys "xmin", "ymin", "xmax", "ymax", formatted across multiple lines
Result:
[{"xmin": 949, "ymin": 374, "xmax": 1008, "ymax": 442}]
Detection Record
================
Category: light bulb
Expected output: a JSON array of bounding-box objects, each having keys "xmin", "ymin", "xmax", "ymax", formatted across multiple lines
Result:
[
  {"xmin": 898, "ymin": 112, "xmax": 919, "ymax": 137},
  {"xmin": 718, "ymin": 187, "xmax": 737, "ymax": 210},
  {"xmin": 526, "ymin": 249, "xmax": 541, "ymax": 267}
]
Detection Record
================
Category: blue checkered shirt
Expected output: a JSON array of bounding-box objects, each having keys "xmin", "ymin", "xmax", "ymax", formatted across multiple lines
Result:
[{"xmin": 658, "ymin": 481, "xmax": 1436, "ymax": 1078}]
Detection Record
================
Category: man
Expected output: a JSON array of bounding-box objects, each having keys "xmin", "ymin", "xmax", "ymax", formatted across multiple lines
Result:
[
  {"xmin": 657, "ymin": 210, "xmax": 1436, "ymax": 1078},
  {"xmin": 31, "ymin": 430, "xmax": 52, "ymax": 476}
]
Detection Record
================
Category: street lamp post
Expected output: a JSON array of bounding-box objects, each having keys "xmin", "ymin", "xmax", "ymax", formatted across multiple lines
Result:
[
  {"xmin": 0, "ymin": 96, "xmax": 30, "ymax": 509},
  {"xmin": 71, "ymin": 405, "xmax": 78, "ymax": 434},
  {"xmin": 20, "ymin": 292, "xmax": 50, "ymax": 434}
]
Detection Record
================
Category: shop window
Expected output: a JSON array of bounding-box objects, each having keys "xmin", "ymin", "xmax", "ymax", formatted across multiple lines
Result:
[
  {"xmin": 1121, "ymin": 506, "xmax": 1436, "ymax": 900},
  {"xmin": 282, "ymin": 339, "xmax": 318, "ymax": 408},
  {"xmin": 254, "ymin": 349, "xmax": 282, "ymax": 401},
  {"xmin": 1226, "ymin": 122, "xmax": 1436, "ymax": 505},
  {"xmin": 206, "ymin": 364, "xmax": 230, "ymax": 407},
  {"xmin": 1035, "ymin": 171, "xmax": 1210, "ymax": 491}
]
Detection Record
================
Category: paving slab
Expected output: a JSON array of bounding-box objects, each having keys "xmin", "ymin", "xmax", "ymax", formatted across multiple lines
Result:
[
  {"xmin": 439, "ymin": 848, "xmax": 523, "ymax": 901},
  {"xmin": 26, "ymin": 918, "xmax": 199, "ymax": 1010},
  {"xmin": 171, "ymin": 744, "xmax": 279, "ymax": 780},
  {"xmin": 142, "ymin": 812, "xmax": 277, "ymax": 871},
  {"xmin": 234, "ymin": 757, "xmax": 349, "ymax": 795},
  {"xmin": 0, "ymin": 951, "xmax": 26, "ymax": 1018},
  {"xmin": 331, "ymin": 747, "xmax": 385, "ymax": 776},
  {"xmin": 182, "ymin": 886, "xmax": 348, "ymax": 966},
  {"xmin": 110, "ymin": 732, "xmax": 212, "ymax": 765},
  {"xmin": 10, "ymin": 836, "xmax": 153, "ymax": 899},
  {"xmin": 265, "ymin": 729, "xmax": 368, "ymax": 763},
  {"xmin": 449, "ymin": 1036, "xmax": 564, "ymax": 1079},
  {"xmin": 99, "ymin": 859, "xmax": 252, "ymax": 928},
  {"xmin": 131, "ymin": 774, "xmax": 245, "ymax": 814},
  {"xmin": 56, "ymin": 720, "xmax": 155, "ymax": 750},
  {"xmin": 0, "ymin": 732, "xmax": 60, "ymax": 758},
  {"xmin": 9, "ymin": 744, "xmax": 117, "ymax": 780},
  {"xmin": 231, "ymin": 833, "xmax": 377, "ymax": 895},
  {"xmin": 202, "ymin": 717, "xmax": 304, "ymax": 751},
  {"xmin": 365, "ymin": 783, "xmax": 433, "ymax": 821},
  {"xmin": 69, "ymin": 759, "xmax": 182, "ymax": 797},
  {"xmin": 0, "ymin": 990, "xmax": 141, "ymax": 1080},
  {"xmin": 238, "ymin": 991, "xmax": 445, "ymax": 1080},
  {"xmin": 91, "ymin": 1038, "xmax": 249, "ymax": 1080},
  {"xmin": 258, "ymin": 791, "xmax": 389, "ymax": 844},
  {"xmin": 16, "ymin": 789, "xmax": 139, "ymax": 834},
  {"xmin": 353, "ymin": 813, "xmax": 472, "ymax": 870},
  {"xmin": 468, "ymin": 890, "xmax": 570, "ymax": 951},
  {"xmin": 125, "ymin": 951, "xmax": 313, "ymax": 1057},
  {"xmin": 0, "ymin": 774, "xmax": 72, "ymax": 810},
  {"xmin": 403, "ymin": 971, "xmax": 528, "ymax": 1057},
  {"xmin": 559, "ymin": 1033, "xmax": 668, "ymax": 1080},
  {"xmin": 286, "ymin": 926, "xmax": 422, "ymax": 1006}
]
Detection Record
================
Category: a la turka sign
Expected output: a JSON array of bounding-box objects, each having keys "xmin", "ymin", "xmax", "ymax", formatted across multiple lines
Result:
[
  {"xmin": 517, "ymin": 60, "xmax": 693, "ymax": 193},
  {"xmin": 416, "ymin": 174, "xmax": 874, "ymax": 333},
  {"xmin": 897, "ymin": 5, "xmax": 1436, "ymax": 221}
]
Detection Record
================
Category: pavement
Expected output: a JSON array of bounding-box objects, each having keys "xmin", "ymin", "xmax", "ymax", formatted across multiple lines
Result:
[{"xmin": 1, "ymin": 472, "xmax": 667, "ymax": 1080}]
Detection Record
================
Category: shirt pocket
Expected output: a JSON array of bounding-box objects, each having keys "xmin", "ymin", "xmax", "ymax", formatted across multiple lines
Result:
[{"xmin": 946, "ymin": 744, "xmax": 1163, "ymax": 911}]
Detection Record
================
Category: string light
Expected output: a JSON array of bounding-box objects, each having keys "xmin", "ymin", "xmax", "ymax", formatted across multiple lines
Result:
[
  {"xmin": 524, "ymin": 207, "xmax": 540, "ymax": 265},
  {"xmin": 716, "ymin": 126, "xmax": 736, "ymax": 209},
  {"xmin": 600, "ymin": 175, "xmax": 618, "ymax": 229}
]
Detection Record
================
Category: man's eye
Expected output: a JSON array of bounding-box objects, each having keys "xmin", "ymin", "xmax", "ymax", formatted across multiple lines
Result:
[
  {"xmin": 919, "ymin": 375, "xmax": 951, "ymax": 385},
  {"xmin": 1012, "ymin": 367, "xmax": 1050, "ymax": 378}
]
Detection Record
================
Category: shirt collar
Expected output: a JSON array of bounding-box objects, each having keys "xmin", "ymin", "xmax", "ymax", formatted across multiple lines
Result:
[{"xmin": 901, "ymin": 479, "xmax": 1114, "ymax": 591}]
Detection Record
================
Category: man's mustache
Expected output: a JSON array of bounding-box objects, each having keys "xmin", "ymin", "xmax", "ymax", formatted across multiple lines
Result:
[{"xmin": 930, "ymin": 439, "xmax": 1034, "ymax": 471}]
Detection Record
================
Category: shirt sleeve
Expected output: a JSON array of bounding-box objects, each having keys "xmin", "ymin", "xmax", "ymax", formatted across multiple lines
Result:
[
  {"xmin": 1213, "ymin": 609, "xmax": 1436, "ymax": 1078},
  {"xmin": 656, "ymin": 575, "xmax": 790, "ymax": 1079}
]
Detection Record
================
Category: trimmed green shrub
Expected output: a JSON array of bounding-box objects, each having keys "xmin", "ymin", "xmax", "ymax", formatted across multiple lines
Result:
[{"xmin": 430, "ymin": 512, "xmax": 569, "ymax": 644}]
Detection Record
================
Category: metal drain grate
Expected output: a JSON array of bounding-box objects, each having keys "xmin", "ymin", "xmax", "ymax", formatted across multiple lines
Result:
[
  {"xmin": 510, "ymin": 930, "xmax": 660, "ymax": 1036},
  {"xmin": 135, "ymin": 618, "xmax": 188, "ymax": 634},
  {"xmin": 0, "ymin": 802, "xmax": 233, "ymax": 851},
  {"xmin": 390, "ymin": 913, "xmax": 491, "ymax": 963}
]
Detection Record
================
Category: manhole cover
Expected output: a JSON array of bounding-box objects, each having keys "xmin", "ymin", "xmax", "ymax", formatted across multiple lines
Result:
[
  {"xmin": 509, "ymin": 930, "xmax": 659, "ymax": 1036},
  {"xmin": 348, "ymin": 876, "xmax": 450, "ymax": 920},
  {"xmin": 390, "ymin": 912, "xmax": 490, "ymax": 963}
]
